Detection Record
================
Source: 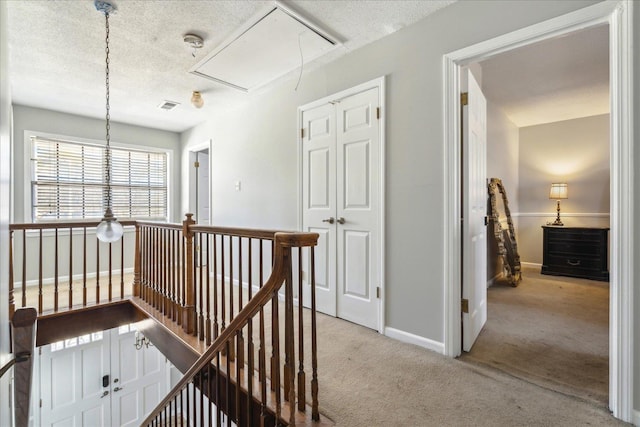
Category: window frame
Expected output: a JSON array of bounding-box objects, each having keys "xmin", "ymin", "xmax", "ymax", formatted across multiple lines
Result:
[{"xmin": 24, "ymin": 130, "xmax": 171, "ymax": 223}]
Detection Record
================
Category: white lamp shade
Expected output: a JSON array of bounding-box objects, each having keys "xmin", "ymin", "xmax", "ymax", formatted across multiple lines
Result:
[
  {"xmin": 96, "ymin": 218, "xmax": 124, "ymax": 243},
  {"xmin": 549, "ymin": 183, "xmax": 568, "ymax": 200}
]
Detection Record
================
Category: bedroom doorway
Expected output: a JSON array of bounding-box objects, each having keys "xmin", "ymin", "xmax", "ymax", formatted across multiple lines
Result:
[{"xmin": 443, "ymin": 1, "xmax": 633, "ymax": 422}]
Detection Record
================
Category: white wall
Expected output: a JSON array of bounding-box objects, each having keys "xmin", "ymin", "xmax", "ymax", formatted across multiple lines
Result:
[
  {"xmin": 0, "ymin": 1, "xmax": 13, "ymax": 424},
  {"xmin": 518, "ymin": 114, "xmax": 610, "ymax": 264},
  {"xmin": 486, "ymin": 101, "xmax": 519, "ymax": 281},
  {"xmin": 634, "ymin": 1, "xmax": 640, "ymax": 417},
  {"xmin": 12, "ymin": 105, "xmax": 182, "ymax": 223},
  {"xmin": 180, "ymin": 0, "xmax": 638, "ymax": 414}
]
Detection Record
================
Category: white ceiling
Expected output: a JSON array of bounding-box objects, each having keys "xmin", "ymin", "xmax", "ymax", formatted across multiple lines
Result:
[
  {"xmin": 480, "ymin": 24, "xmax": 609, "ymax": 128},
  {"xmin": 6, "ymin": 0, "xmax": 455, "ymax": 133},
  {"xmin": 6, "ymin": 1, "xmax": 609, "ymax": 133}
]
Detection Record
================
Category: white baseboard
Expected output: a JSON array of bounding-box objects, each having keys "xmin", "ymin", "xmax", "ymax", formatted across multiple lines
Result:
[
  {"xmin": 633, "ymin": 409, "xmax": 640, "ymax": 427},
  {"xmin": 16, "ymin": 267, "xmax": 135, "ymax": 288},
  {"xmin": 521, "ymin": 262, "xmax": 542, "ymax": 269},
  {"xmin": 384, "ymin": 327, "xmax": 444, "ymax": 354}
]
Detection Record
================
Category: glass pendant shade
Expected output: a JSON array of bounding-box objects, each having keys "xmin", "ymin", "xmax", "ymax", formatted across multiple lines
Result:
[{"xmin": 96, "ymin": 208, "xmax": 124, "ymax": 243}]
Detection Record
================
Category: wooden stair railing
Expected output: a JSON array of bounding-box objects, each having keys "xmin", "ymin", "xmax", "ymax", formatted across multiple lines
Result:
[
  {"xmin": 8, "ymin": 215, "xmax": 323, "ymax": 426},
  {"xmin": 6, "ymin": 307, "xmax": 37, "ymax": 427},
  {"xmin": 140, "ymin": 229, "xmax": 319, "ymax": 426}
]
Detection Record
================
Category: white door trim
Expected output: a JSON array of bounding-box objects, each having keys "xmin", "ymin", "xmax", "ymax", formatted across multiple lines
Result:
[
  {"xmin": 442, "ymin": 1, "xmax": 633, "ymax": 422},
  {"xmin": 297, "ymin": 76, "xmax": 386, "ymax": 333},
  {"xmin": 188, "ymin": 139, "xmax": 213, "ymax": 225}
]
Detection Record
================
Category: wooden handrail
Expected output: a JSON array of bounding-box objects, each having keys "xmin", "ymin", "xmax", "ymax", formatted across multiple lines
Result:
[
  {"xmin": 141, "ymin": 231, "xmax": 318, "ymax": 426},
  {"xmin": 9, "ymin": 220, "xmax": 137, "ymax": 230}
]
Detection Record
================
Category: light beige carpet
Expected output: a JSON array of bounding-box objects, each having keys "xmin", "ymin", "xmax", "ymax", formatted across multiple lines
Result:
[{"xmin": 461, "ymin": 265, "xmax": 609, "ymax": 405}]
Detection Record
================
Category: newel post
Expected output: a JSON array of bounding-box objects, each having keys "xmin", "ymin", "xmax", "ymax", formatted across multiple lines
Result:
[
  {"xmin": 182, "ymin": 213, "xmax": 197, "ymax": 334},
  {"xmin": 132, "ymin": 222, "xmax": 141, "ymax": 297},
  {"xmin": 9, "ymin": 229, "xmax": 15, "ymax": 319}
]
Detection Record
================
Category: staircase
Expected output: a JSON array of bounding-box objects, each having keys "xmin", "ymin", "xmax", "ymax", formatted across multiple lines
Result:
[{"xmin": 8, "ymin": 215, "xmax": 331, "ymax": 426}]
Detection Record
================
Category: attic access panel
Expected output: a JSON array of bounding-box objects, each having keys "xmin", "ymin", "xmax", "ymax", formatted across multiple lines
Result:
[{"xmin": 190, "ymin": 4, "xmax": 339, "ymax": 92}]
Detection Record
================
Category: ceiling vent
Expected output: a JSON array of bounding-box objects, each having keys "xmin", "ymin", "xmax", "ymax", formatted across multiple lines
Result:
[
  {"xmin": 190, "ymin": 2, "xmax": 340, "ymax": 92},
  {"xmin": 158, "ymin": 100, "xmax": 180, "ymax": 111}
]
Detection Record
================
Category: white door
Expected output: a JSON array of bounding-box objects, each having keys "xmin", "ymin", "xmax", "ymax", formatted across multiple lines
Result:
[
  {"xmin": 462, "ymin": 69, "xmax": 488, "ymax": 351},
  {"xmin": 40, "ymin": 332, "xmax": 111, "ymax": 426},
  {"xmin": 335, "ymin": 88, "xmax": 380, "ymax": 330},
  {"xmin": 196, "ymin": 150, "xmax": 210, "ymax": 225},
  {"xmin": 110, "ymin": 327, "xmax": 168, "ymax": 426},
  {"xmin": 302, "ymin": 102, "xmax": 337, "ymax": 317},
  {"xmin": 39, "ymin": 326, "xmax": 168, "ymax": 426},
  {"xmin": 301, "ymin": 86, "xmax": 381, "ymax": 330}
]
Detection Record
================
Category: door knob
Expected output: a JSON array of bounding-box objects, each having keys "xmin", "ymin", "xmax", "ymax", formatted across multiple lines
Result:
[
  {"xmin": 337, "ymin": 217, "xmax": 346, "ymax": 224},
  {"xmin": 322, "ymin": 217, "xmax": 335, "ymax": 224},
  {"xmin": 113, "ymin": 387, "xmax": 123, "ymax": 392},
  {"xmin": 100, "ymin": 390, "xmax": 109, "ymax": 398}
]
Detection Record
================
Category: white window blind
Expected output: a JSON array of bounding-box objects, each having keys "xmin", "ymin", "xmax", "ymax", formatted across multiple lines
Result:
[{"xmin": 31, "ymin": 136, "xmax": 167, "ymax": 221}]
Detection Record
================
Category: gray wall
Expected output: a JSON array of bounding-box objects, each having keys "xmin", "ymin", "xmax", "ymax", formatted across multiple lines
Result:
[
  {"xmin": 180, "ymin": 0, "xmax": 638, "ymax": 414},
  {"xmin": 0, "ymin": 1, "xmax": 13, "ymax": 425},
  {"xmin": 486, "ymin": 101, "xmax": 519, "ymax": 281},
  {"xmin": 181, "ymin": 0, "xmax": 603, "ymax": 342},
  {"xmin": 12, "ymin": 105, "xmax": 182, "ymax": 223},
  {"xmin": 518, "ymin": 114, "xmax": 610, "ymax": 264},
  {"xmin": 634, "ymin": 0, "xmax": 639, "ymax": 415}
]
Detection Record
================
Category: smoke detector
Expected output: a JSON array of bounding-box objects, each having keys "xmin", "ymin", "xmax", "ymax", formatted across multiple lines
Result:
[{"xmin": 184, "ymin": 34, "xmax": 204, "ymax": 50}]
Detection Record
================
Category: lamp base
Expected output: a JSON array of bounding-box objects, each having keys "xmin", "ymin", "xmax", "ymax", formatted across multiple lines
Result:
[{"xmin": 550, "ymin": 218, "xmax": 564, "ymax": 226}]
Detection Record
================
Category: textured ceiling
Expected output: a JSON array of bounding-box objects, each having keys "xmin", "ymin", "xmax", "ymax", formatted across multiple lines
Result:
[
  {"xmin": 480, "ymin": 25, "xmax": 609, "ymax": 128},
  {"xmin": 6, "ymin": 0, "xmax": 455, "ymax": 133}
]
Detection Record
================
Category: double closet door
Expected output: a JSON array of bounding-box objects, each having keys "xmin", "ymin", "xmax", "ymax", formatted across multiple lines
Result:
[{"xmin": 301, "ymin": 86, "xmax": 381, "ymax": 330}]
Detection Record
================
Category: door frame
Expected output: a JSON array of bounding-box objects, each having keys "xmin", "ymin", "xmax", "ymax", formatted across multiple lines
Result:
[
  {"xmin": 442, "ymin": 1, "xmax": 634, "ymax": 422},
  {"xmin": 297, "ymin": 76, "xmax": 386, "ymax": 333},
  {"xmin": 188, "ymin": 139, "xmax": 213, "ymax": 225}
]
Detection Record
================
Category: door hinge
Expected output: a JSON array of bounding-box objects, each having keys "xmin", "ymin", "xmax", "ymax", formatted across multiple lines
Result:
[
  {"xmin": 376, "ymin": 286, "xmax": 380, "ymax": 298},
  {"xmin": 194, "ymin": 161, "xmax": 200, "ymax": 168},
  {"xmin": 39, "ymin": 399, "xmax": 42, "ymax": 408},
  {"xmin": 376, "ymin": 107, "xmax": 381, "ymax": 120},
  {"xmin": 461, "ymin": 298, "xmax": 469, "ymax": 313},
  {"xmin": 484, "ymin": 216, "xmax": 489, "ymax": 226},
  {"xmin": 301, "ymin": 128, "xmax": 305, "ymax": 139},
  {"xmin": 461, "ymin": 92, "xmax": 468, "ymax": 106}
]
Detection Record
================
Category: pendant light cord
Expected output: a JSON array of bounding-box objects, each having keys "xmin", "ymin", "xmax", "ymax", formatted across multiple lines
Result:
[{"xmin": 104, "ymin": 11, "xmax": 112, "ymax": 214}]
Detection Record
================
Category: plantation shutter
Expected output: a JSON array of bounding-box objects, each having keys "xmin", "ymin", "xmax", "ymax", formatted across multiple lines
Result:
[{"xmin": 31, "ymin": 136, "xmax": 167, "ymax": 221}]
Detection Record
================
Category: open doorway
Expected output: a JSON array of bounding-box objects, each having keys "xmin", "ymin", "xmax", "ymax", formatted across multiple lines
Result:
[
  {"xmin": 461, "ymin": 25, "xmax": 611, "ymax": 405},
  {"xmin": 444, "ymin": 1, "xmax": 633, "ymax": 422},
  {"xmin": 188, "ymin": 147, "xmax": 211, "ymax": 225}
]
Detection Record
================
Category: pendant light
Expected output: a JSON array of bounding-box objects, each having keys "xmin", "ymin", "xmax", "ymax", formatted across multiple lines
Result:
[{"xmin": 95, "ymin": 0, "xmax": 124, "ymax": 243}]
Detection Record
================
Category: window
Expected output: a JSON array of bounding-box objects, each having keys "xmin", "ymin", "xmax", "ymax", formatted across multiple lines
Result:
[{"xmin": 30, "ymin": 135, "xmax": 168, "ymax": 222}]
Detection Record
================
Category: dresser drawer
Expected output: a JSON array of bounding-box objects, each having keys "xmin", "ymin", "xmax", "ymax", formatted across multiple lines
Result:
[{"xmin": 541, "ymin": 226, "xmax": 609, "ymax": 282}]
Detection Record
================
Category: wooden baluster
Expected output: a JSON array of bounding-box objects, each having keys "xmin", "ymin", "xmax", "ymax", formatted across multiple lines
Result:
[
  {"xmin": 225, "ymin": 339, "xmax": 231, "ymax": 426},
  {"xmin": 198, "ymin": 233, "xmax": 205, "ymax": 341},
  {"xmin": 21, "ymin": 230, "xmax": 26, "ymax": 310},
  {"xmin": 284, "ymin": 246, "xmax": 296, "ymax": 426},
  {"xmin": 259, "ymin": 239, "xmax": 267, "ymax": 426},
  {"xmin": 133, "ymin": 223, "xmax": 141, "ymax": 297},
  {"xmin": 162, "ymin": 228, "xmax": 168, "ymax": 315},
  {"xmin": 83, "ymin": 227, "xmax": 87, "ymax": 307},
  {"xmin": 272, "ymin": 293, "xmax": 282, "ymax": 424},
  {"xmin": 213, "ymin": 234, "xmax": 219, "ymax": 340},
  {"xmin": 170, "ymin": 229, "xmax": 176, "ymax": 321},
  {"xmin": 141, "ymin": 227, "xmax": 147, "ymax": 301},
  {"xmin": 8, "ymin": 229, "xmax": 14, "ymax": 318},
  {"xmin": 205, "ymin": 233, "xmax": 212, "ymax": 345},
  {"xmin": 237, "ymin": 237, "xmax": 244, "ymax": 368},
  {"xmin": 37, "ymin": 229, "xmax": 44, "ymax": 314},
  {"xmin": 153, "ymin": 227, "xmax": 159, "ymax": 309},
  {"xmin": 96, "ymin": 233, "xmax": 100, "ymax": 304},
  {"xmin": 182, "ymin": 214, "xmax": 196, "ymax": 334},
  {"xmin": 199, "ymin": 368, "xmax": 204, "ymax": 426},
  {"xmin": 68, "ymin": 227, "xmax": 73, "ymax": 309},
  {"xmin": 185, "ymin": 382, "xmax": 190, "ymax": 426},
  {"xmin": 179, "ymin": 228, "xmax": 185, "ymax": 326},
  {"xmin": 54, "ymin": 228, "xmax": 59, "ymax": 311},
  {"xmin": 297, "ymin": 247, "xmax": 306, "ymax": 411},
  {"xmin": 216, "ymin": 352, "xmax": 222, "ymax": 427},
  {"xmin": 235, "ymin": 329, "xmax": 241, "ymax": 425},
  {"xmin": 220, "ymin": 235, "xmax": 226, "ymax": 349},
  {"xmin": 310, "ymin": 246, "xmax": 319, "ymax": 421},
  {"xmin": 108, "ymin": 241, "xmax": 113, "ymax": 302},
  {"xmin": 246, "ymin": 237, "xmax": 254, "ymax": 426},
  {"xmin": 120, "ymin": 228, "xmax": 125, "ymax": 298},
  {"xmin": 229, "ymin": 236, "xmax": 235, "ymax": 359}
]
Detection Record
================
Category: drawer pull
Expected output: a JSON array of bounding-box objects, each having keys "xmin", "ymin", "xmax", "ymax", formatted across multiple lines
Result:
[{"xmin": 567, "ymin": 259, "xmax": 581, "ymax": 266}]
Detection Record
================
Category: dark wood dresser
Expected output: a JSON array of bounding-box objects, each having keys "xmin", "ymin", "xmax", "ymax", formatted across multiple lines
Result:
[{"xmin": 541, "ymin": 226, "xmax": 609, "ymax": 281}]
